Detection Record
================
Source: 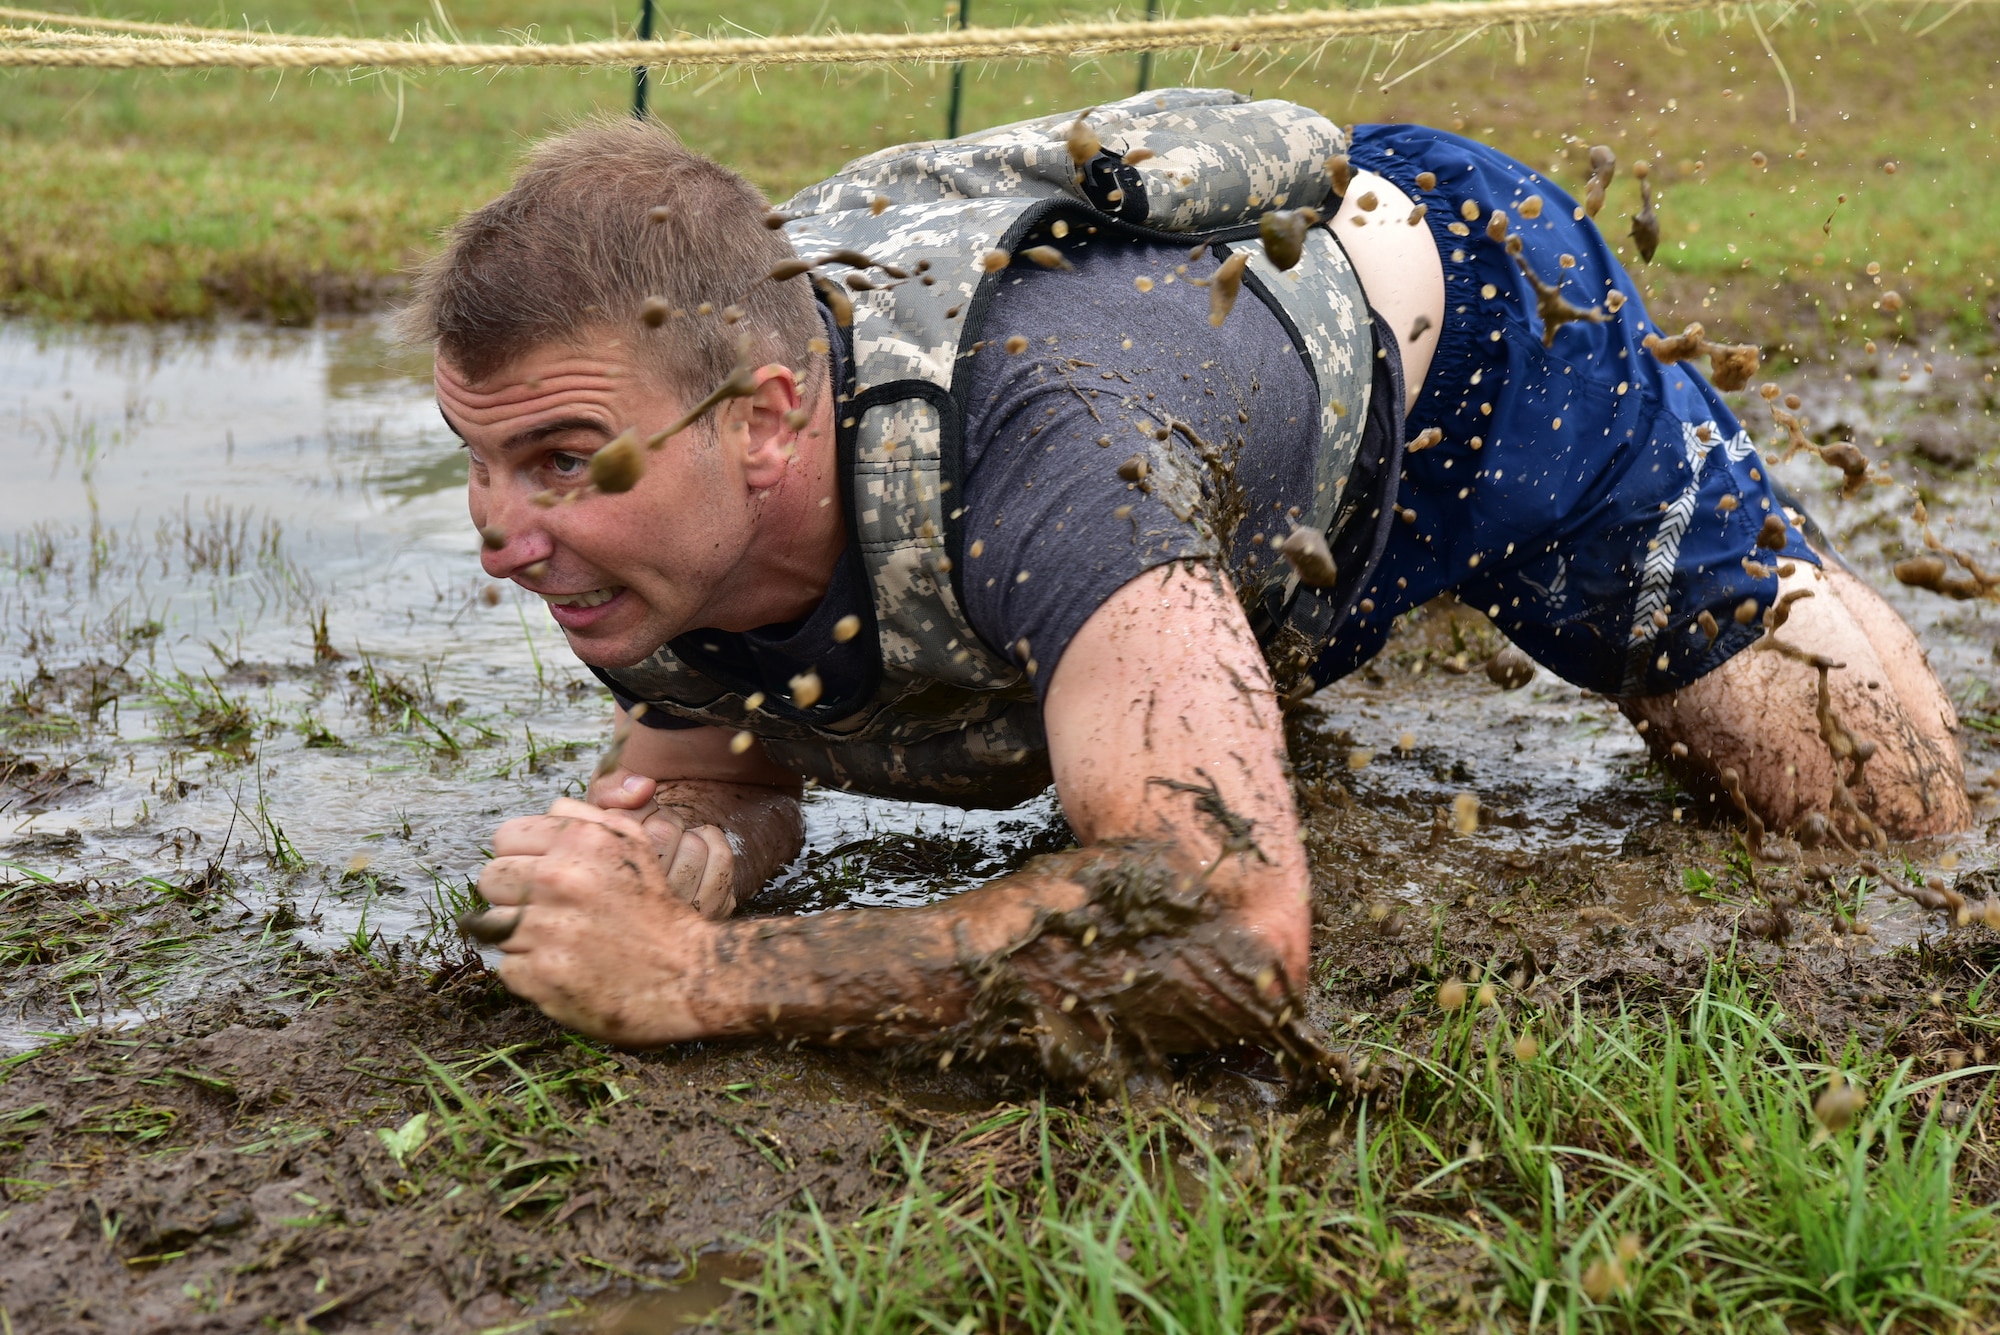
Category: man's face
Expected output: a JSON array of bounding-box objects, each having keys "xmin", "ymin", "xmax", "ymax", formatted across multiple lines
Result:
[{"xmin": 436, "ymin": 331, "xmax": 787, "ymax": 669}]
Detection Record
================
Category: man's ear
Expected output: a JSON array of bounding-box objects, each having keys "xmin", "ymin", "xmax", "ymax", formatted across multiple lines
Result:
[{"xmin": 737, "ymin": 364, "xmax": 803, "ymax": 492}]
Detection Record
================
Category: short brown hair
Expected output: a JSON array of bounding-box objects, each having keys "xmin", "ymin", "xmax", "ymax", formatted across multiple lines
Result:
[{"xmin": 400, "ymin": 116, "xmax": 822, "ymax": 408}]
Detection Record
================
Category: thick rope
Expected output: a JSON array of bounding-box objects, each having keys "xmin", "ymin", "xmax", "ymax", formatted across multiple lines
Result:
[
  {"xmin": 0, "ymin": 0, "xmax": 1916, "ymax": 70},
  {"xmin": 0, "ymin": 4, "xmax": 355, "ymax": 42}
]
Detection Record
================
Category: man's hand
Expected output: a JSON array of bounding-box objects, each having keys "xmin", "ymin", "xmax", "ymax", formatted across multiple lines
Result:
[
  {"xmin": 477, "ymin": 797, "xmax": 710, "ymax": 1045},
  {"xmin": 587, "ymin": 765, "xmax": 739, "ymax": 919}
]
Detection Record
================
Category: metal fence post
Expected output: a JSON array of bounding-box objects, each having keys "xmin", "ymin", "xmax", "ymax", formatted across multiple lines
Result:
[
  {"xmin": 945, "ymin": 0, "xmax": 969, "ymax": 138},
  {"xmin": 1134, "ymin": 0, "xmax": 1158, "ymax": 92},
  {"xmin": 634, "ymin": 0, "xmax": 655, "ymax": 118}
]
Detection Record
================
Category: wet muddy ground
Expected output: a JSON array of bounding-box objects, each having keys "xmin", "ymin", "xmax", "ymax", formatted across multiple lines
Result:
[{"xmin": 0, "ymin": 305, "xmax": 1997, "ymax": 1330}]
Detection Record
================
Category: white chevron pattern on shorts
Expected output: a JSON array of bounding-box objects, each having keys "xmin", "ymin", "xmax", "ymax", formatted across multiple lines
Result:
[{"xmin": 1619, "ymin": 419, "xmax": 1756, "ymax": 694}]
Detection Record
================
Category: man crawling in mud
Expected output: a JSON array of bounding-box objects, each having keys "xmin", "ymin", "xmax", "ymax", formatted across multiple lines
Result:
[{"xmin": 408, "ymin": 94, "xmax": 1969, "ymax": 1068}]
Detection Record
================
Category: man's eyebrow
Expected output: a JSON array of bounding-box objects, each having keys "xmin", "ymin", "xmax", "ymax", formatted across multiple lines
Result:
[
  {"xmin": 504, "ymin": 417, "xmax": 611, "ymax": 451},
  {"xmin": 432, "ymin": 408, "xmax": 610, "ymax": 451}
]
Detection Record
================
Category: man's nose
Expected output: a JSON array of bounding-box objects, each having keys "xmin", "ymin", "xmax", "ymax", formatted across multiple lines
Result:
[{"xmin": 477, "ymin": 486, "xmax": 557, "ymax": 580}]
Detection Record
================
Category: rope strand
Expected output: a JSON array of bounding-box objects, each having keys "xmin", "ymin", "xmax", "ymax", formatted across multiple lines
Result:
[{"xmin": 2, "ymin": 0, "xmax": 1943, "ymax": 71}]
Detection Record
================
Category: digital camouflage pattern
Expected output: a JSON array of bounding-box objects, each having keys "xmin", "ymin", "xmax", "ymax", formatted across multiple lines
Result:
[{"xmin": 599, "ymin": 88, "xmax": 1376, "ymax": 803}]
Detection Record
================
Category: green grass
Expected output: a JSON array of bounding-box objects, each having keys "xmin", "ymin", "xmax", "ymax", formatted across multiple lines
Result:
[
  {"xmin": 735, "ymin": 962, "xmax": 2000, "ymax": 1332},
  {"xmin": 2, "ymin": 0, "xmax": 1997, "ymax": 328}
]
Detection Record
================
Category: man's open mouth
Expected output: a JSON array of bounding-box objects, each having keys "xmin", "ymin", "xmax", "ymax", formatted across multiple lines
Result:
[{"xmin": 537, "ymin": 586, "xmax": 623, "ymax": 608}]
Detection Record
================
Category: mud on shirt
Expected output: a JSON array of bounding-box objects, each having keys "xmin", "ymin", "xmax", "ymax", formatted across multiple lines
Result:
[{"xmin": 607, "ymin": 234, "xmax": 1388, "ymax": 724}]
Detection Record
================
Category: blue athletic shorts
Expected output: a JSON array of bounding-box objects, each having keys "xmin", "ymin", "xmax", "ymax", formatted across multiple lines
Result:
[{"xmin": 1312, "ymin": 124, "xmax": 1818, "ymax": 698}]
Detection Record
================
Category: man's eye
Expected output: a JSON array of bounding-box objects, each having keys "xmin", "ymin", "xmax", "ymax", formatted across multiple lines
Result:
[{"xmin": 550, "ymin": 452, "xmax": 587, "ymax": 475}]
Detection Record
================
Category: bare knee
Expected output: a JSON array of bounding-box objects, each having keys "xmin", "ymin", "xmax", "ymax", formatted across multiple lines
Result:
[{"xmin": 1621, "ymin": 561, "xmax": 1969, "ymax": 841}]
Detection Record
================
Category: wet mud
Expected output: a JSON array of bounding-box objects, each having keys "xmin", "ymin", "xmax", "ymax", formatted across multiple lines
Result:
[{"xmin": 1, "ymin": 311, "xmax": 1997, "ymax": 1329}]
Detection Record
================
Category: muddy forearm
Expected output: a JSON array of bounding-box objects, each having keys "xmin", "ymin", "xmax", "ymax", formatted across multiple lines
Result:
[
  {"xmin": 683, "ymin": 844, "xmax": 1313, "ymax": 1075},
  {"xmin": 654, "ymin": 780, "xmax": 804, "ymax": 892}
]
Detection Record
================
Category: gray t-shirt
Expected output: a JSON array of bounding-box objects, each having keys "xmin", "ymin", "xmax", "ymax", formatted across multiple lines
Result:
[{"xmin": 607, "ymin": 236, "xmax": 1349, "ymax": 724}]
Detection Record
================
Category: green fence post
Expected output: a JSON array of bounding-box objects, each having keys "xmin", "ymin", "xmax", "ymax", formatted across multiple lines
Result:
[
  {"xmin": 946, "ymin": 0, "xmax": 970, "ymax": 138},
  {"xmin": 1135, "ymin": 0, "xmax": 1159, "ymax": 92},
  {"xmin": 634, "ymin": 0, "xmax": 655, "ymax": 118}
]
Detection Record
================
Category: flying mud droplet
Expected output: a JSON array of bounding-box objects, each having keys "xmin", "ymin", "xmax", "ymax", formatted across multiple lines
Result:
[
  {"xmin": 1756, "ymin": 514, "xmax": 1789, "ymax": 551},
  {"xmin": 729, "ymin": 730, "xmax": 754, "ymax": 755},
  {"xmin": 1258, "ymin": 208, "xmax": 1320, "ymax": 272},
  {"xmin": 1397, "ymin": 730, "xmax": 1415, "ymax": 754},
  {"xmin": 1451, "ymin": 792, "xmax": 1479, "ymax": 835},
  {"xmin": 1209, "ymin": 252, "xmax": 1249, "ymax": 327},
  {"xmin": 1356, "ymin": 191, "xmax": 1379, "ymax": 213},
  {"xmin": 479, "ymin": 525, "xmax": 507, "ymax": 551},
  {"xmin": 789, "ymin": 670, "xmax": 823, "ymax": 709},
  {"xmin": 721, "ymin": 305, "xmax": 746, "ymax": 324},
  {"xmin": 762, "ymin": 210, "xmax": 795, "ymax": 229},
  {"xmin": 1022, "ymin": 245, "xmax": 1074, "ymax": 271},
  {"xmin": 1734, "ymin": 597, "xmax": 1760, "ymax": 624},
  {"xmin": 1123, "ymin": 148, "xmax": 1156, "ymax": 166},
  {"xmin": 1005, "ymin": 335, "xmax": 1029, "ymax": 354},
  {"xmin": 1629, "ymin": 161, "xmax": 1660, "ymax": 263},
  {"xmin": 1325, "ymin": 154, "xmax": 1352, "ymax": 196},
  {"xmin": 1407, "ymin": 426, "xmax": 1443, "ymax": 451},
  {"xmin": 479, "ymin": 584, "xmax": 501, "ymax": 606},
  {"xmin": 1437, "ymin": 978, "xmax": 1467, "ymax": 1010},
  {"xmin": 1583, "ymin": 145, "xmax": 1616, "ymax": 219},
  {"xmin": 1880, "ymin": 290, "xmax": 1904, "ymax": 313},
  {"xmin": 1407, "ymin": 314, "xmax": 1434, "ymax": 344},
  {"xmin": 1486, "ymin": 209, "xmax": 1509, "ymax": 243},
  {"xmin": 649, "ymin": 205, "xmax": 672, "ymax": 224},
  {"xmin": 643, "ymin": 336, "xmax": 762, "ymax": 449},
  {"xmin": 1513, "ymin": 248, "xmax": 1608, "ymax": 348},
  {"xmin": 1697, "ymin": 609, "xmax": 1721, "ymax": 646},
  {"xmin": 1415, "ymin": 170, "xmax": 1437, "ymax": 191},
  {"xmin": 1485, "ymin": 645, "xmax": 1534, "ymax": 689},
  {"xmin": 587, "ymin": 430, "xmax": 647, "ymax": 494},
  {"xmin": 1277, "ymin": 526, "xmax": 1338, "ymax": 586},
  {"xmin": 981, "ymin": 249, "xmax": 1012, "ymax": 273},
  {"xmin": 783, "ymin": 408, "xmax": 810, "ymax": 431},
  {"xmin": 1814, "ymin": 1073, "xmax": 1865, "ymax": 1132},
  {"xmin": 1117, "ymin": 454, "xmax": 1150, "ymax": 482},
  {"xmin": 1476, "ymin": 981, "xmax": 1497, "ymax": 1007},
  {"xmin": 1582, "ymin": 1257, "xmax": 1627, "ymax": 1302},
  {"xmin": 457, "ymin": 905, "xmax": 521, "ymax": 945},
  {"xmin": 766, "ymin": 259, "xmax": 813, "ymax": 283},
  {"xmin": 1513, "ymin": 1031, "xmax": 1539, "ymax": 1062},
  {"xmin": 1064, "ymin": 113, "xmax": 1102, "ymax": 167},
  {"xmin": 1518, "ymin": 194, "xmax": 1545, "ymax": 220},
  {"xmin": 640, "ymin": 296, "xmax": 672, "ymax": 327},
  {"xmin": 1605, "ymin": 290, "xmax": 1628, "ymax": 314},
  {"xmin": 1642, "ymin": 322, "xmax": 1761, "ymax": 391},
  {"xmin": 832, "ymin": 613, "xmax": 862, "ymax": 643},
  {"xmin": 591, "ymin": 702, "xmax": 646, "ymax": 780},
  {"xmin": 1459, "ymin": 198, "xmax": 1481, "ymax": 223},
  {"xmin": 868, "ymin": 194, "xmax": 891, "ymax": 216},
  {"xmin": 813, "ymin": 276, "xmax": 853, "ymax": 328},
  {"xmin": 1406, "ymin": 204, "xmax": 1428, "ymax": 226}
]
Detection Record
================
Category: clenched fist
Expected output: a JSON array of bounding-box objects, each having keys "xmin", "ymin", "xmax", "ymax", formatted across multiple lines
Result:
[
  {"xmin": 585, "ymin": 766, "xmax": 739, "ymax": 919},
  {"xmin": 475, "ymin": 798, "xmax": 714, "ymax": 1045}
]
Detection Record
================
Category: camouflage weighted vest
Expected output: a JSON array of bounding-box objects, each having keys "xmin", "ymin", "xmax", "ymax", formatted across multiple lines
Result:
[{"xmin": 601, "ymin": 87, "xmax": 1375, "ymax": 806}]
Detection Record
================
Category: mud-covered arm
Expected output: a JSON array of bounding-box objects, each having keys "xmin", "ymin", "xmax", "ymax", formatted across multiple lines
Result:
[
  {"xmin": 586, "ymin": 711, "xmax": 805, "ymax": 918},
  {"xmin": 480, "ymin": 563, "xmax": 1311, "ymax": 1058}
]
